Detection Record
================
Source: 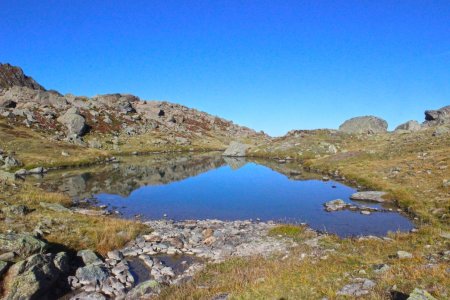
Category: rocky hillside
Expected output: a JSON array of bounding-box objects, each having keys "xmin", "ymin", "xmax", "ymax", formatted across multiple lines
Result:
[{"xmin": 0, "ymin": 64, "xmax": 267, "ymax": 153}]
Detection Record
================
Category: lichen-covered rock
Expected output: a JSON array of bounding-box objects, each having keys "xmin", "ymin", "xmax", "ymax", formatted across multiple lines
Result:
[
  {"xmin": 222, "ymin": 142, "xmax": 249, "ymax": 157},
  {"xmin": 339, "ymin": 116, "xmax": 388, "ymax": 134},
  {"xmin": 125, "ymin": 280, "xmax": 160, "ymax": 300},
  {"xmin": 0, "ymin": 233, "xmax": 48, "ymax": 259},
  {"xmin": 407, "ymin": 288, "xmax": 437, "ymax": 300},
  {"xmin": 75, "ymin": 264, "xmax": 109, "ymax": 285},
  {"xmin": 4, "ymin": 254, "xmax": 61, "ymax": 300}
]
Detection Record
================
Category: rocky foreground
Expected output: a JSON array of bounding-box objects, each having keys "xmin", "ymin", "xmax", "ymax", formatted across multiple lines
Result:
[{"xmin": 0, "ymin": 219, "xmax": 298, "ymax": 299}]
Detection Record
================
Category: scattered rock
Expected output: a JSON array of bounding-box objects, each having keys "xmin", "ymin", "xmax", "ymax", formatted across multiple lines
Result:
[
  {"xmin": 1, "ymin": 204, "xmax": 30, "ymax": 217},
  {"xmin": 57, "ymin": 108, "xmax": 88, "ymax": 136},
  {"xmin": 70, "ymin": 291, "xmax": 107, "ymax": 300}
]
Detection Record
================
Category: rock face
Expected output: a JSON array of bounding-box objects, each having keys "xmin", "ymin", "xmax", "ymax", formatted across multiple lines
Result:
[
  {"xmin": 339, "ymin": 116, "xmax": 388, "ymax": 134},
  {"xmin": 222, "ymin": 142, "xmax": 249, "ymax": 157},
  {"xmin": 424, "ymin": 105, "xmax": 450, "ymax": 126},
  {"xmin": 395, "ymin": 120, "xmax": 421, "ymax": 132},
  {"xmin": 0, "ymin": 63, "xmax": 45, "ymax": 90}
]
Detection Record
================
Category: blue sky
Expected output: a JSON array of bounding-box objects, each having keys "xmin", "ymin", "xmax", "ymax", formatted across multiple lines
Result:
[{"xmin": 1, "ymin": 1, "xmax": 449, "ymax": 136}]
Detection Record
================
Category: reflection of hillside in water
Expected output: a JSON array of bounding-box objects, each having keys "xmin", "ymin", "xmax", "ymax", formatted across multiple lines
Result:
[
  {"xmin": 33, "ymin": 153, "xmax": 226, "ymax": 199},
  {"xmin": 31, "ymin": 153, "xmax": 325, "ymax": 200}
]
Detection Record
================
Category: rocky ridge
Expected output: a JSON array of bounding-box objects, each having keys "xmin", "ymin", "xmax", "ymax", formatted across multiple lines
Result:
[{"xmin": 0, "ymin": 63, "xmax": 266, "ymax": 151}]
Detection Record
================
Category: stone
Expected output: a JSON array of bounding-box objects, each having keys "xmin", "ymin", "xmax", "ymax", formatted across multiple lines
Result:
[
  {"xmin": 397, "ymin": 251, "xmax": 413, "ymax": 259},
  {"xmin": 70, "ymin": 292, "xmax": 107, "ymax": 300},
  {"xmin": 2, "ymin": 156, "xmax": 21, "ymax": 169},
  {"xmin": 4, "ymin": 254, "xmax": 61, "ymax": 300},
  {"xmin": 1, "ymin": 204, "xmax": 30, "ymax": 216},
  {"xmin": 395, "ymin": 120, "xmax": 421, "ymax": 132},
  {"xmin": 407, "ymin": 288, "xmax": 437, "ymax": 300},
  {"xmin": 125, "ymin": 280, "xmax": 160, "ymax": 300},
  {"xmin": 77, "ymin": 249, "xmax": 102, "ymax": 265},
  {"xmin": 57, "ymin": 109, "xmax": 88, "ymax": 136},
  {"xmin": 339, "ymin": 116, "xmax": 388, "ymax": 134},
  {"xmin": 222, "ymin": 141, "xmax": 249, "ymax": 157},
  {"xmin": 439, "ymin": 232, "xmax": 450, "ymax": 239},
  {"xmin": 75, "ymin": 264, "xmax": 109, "ymax": 285},
  {"xmin": 29, "ymin": 167, "xmax": 46, "ymax": 174},
  {"xmin": 40, "ymin": 202, "xmax": 72, "ymax": 213},
  {"xmin": 107, "ymin": 250, "xmax": 123, "ymax": 261},
  {"xmin": 324, "ymin": 199, "xmax": 347, "ymax": 211},
  {"xmin": 361, "ymin": 210, "xmax": 371, "ymax": 215},
  {"xmin": 350, "ymin": 191, "xmax": 387, "ymax": 203},
  {"xmin": 0, "ymin": 233, "xmax": 48, "ymax": 258},
  {"xmin": 0, "ymin": 170, "xmax": 15, "ymax": 181},
  {"xmin": 373, "ymin": 264, "xmax": 390, "ymax": 274}
]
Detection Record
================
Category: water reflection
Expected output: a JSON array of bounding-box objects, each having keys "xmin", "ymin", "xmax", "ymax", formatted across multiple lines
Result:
[{"xmin": 29, "ymin": 152, "xmax": 413, "ymax": 236}]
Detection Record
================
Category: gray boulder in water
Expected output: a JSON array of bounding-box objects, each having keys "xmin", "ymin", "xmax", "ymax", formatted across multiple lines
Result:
[
  {"xmin": 222, "ymin": 141, "xmax": 249, "ymax": 157},
  {"xmin": 339, "ymin": 116, "xmax": 388, "ymax": 134}
]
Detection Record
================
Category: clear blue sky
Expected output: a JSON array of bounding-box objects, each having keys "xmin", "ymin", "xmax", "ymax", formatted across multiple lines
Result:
[{"xmin": 1, "ymin": 1, "xmax": 449, "ymax": 136}]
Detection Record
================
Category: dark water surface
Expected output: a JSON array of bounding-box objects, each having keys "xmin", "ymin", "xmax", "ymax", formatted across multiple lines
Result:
[{"xmin": 32, "ymin": 153, "xmax": 413, "ymax": 237}]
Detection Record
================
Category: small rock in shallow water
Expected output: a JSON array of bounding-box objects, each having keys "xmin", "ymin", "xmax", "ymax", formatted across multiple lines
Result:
[{"xmin": 350, "ymin": 191, "xmax": 387, "ymax": 202}]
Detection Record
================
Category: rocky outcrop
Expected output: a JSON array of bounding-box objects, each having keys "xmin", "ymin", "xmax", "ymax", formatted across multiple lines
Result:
[
  {"xmin": 0, "ymin": 63, "xmax": 45, "ymax": 91},
  {"xmin": 222, "ymin": 141, "xmax": 249, "ymax": 157},
  {"xmin": 0, "ymin": 233, "xmax": 48, "ymax": 259},
  {"xmin": 424, "ymin": 105, "xmax": 450, "ymax": 126},
  {"xmin": 395, "ymin": 120, "xmax": 421, "ymax": 132},
  {"xmin": 339, "ymin": 116, "xmax": 388, "ymax": 134}
]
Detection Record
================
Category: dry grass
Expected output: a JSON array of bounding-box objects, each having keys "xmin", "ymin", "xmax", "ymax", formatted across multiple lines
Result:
[{"xmin": 0, "ymin": 183, "xmax": 148, "ymax": 254}]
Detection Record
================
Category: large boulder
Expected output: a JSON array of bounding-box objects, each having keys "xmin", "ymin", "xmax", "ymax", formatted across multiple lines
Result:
[
  {"xmin": 4, "ymin": 253, "xmax": 65, "ymax": 300},
  {"xmin": 424, "ymin": 105, "xmax": 450, "ymax": 126},
  {"xmin": 222, "ymin": 141, "xmax": 249, "ymax": 157},
  {"xmin": 0, "ymin": 233, "xmax": 48, "ymax": 259},
  {"xmin": 339, "ymin": 116, "xmax": 388, "ymax": 134},
  {"xmin": 395, "ymin": 120, "xmax": 421, "ymax": 132},
  {"xmin": 57, "ymin": 108, "xmax": 88, "ymax": 136}
]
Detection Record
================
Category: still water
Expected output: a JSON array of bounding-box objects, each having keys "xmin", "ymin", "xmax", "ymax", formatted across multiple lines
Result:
[{"xmin": 32, "ymin": 153, "xmax": 413, "ymax": 237}]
